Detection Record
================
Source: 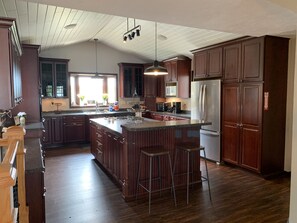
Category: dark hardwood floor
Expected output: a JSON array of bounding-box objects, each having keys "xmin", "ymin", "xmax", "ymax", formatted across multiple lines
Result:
[{"xmin": 44, "ymin": 146, "xmax": 290, "ymax": 223}]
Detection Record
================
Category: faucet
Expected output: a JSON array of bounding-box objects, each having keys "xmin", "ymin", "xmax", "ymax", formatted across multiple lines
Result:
[{"xmin": 95, "ymin": 102, "xmax": 99, "ymax": 113}]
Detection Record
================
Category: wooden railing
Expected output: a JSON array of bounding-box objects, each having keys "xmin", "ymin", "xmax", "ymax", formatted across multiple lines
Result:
[{"xmin": 0, "ymin": 126, "xmax": 29, "ymax": 223}]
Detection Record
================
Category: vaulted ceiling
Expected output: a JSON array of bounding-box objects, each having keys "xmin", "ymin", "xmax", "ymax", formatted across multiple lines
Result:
[{"xmin": 1, "ymin": 0, "xmax": 296, "ymax": 61}]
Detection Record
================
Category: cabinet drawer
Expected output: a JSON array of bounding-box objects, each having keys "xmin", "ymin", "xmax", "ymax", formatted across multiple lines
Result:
[{"xmin": 63, "ymin": 115, "xmax": 85, "ymax": 123}]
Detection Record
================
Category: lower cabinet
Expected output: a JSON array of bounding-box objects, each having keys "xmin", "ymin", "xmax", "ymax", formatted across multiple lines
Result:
[
  {"xmin": 222, "ymin": 83, "xmax": 262, "ymax": 173},
  {"xmin": 63, "ymin": 115, "xmax": 86, "ymax": 143},
  {"xmin": 90, "ymin": 123, "xmax": 124, "ymax": 186},
  {"xmin": 42, "ymin": 116, "xmax": 63, "ymax": 148},
  {"xmin": 25, "ymin": 138, "xmax": 45, "ymax": 223},
  {"xmin": 25, "ymin": 171, "xmax": 45, "ymax": 223}
]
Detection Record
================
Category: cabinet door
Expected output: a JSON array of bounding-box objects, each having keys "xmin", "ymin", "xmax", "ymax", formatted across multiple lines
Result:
[
  {"xmin": 222, "ymin": 84, "xmax": 240, "ymax": 164},
  {"xmin": 164, "ymin": 61, "xmax": 178, "ymax": 82},
  {"xmin": 42, "ymin": 117, "xmax": 51, "ymax": 146},
  {"xmin": 242, "ymin": 38, "xmax": 264, "ymax": 81},
  {"xmin": 223, "ymin": 43, "xmax": 241, "ymax": 82},
  {"xmin": 90, "ymin": 124, "xmax": 97, "ymax": 158},
  {"xmin": 164, "ymin": 62, "xmax": 172, "ymax": 82},
  {"xmin": 51, "ymin": 117, "xmax": 63, "ymax": 144},
  {"xmin": 41, "ymin": 62, "xmax": 54, "ymax": 97},
  {"xmin": 240, "ymin": 83, "xmax": 262, "ymax": 171},
  {"xmin": 63, "ymin": 122, "xmax": 85, "ymax": 143},
  {"xmin": 123, "ymin": 67, "xmax": 133, "ymax": 97},
  {"xmin": 193, "ymin": 51, "xmax": 207, "ymax": 79},
  {"xmin": 208, "ymin": 47, "xmax": 222, "ymax": 78},
  {"xmin": 63, "ymin": 116, "xmax": 86, "ymax": 143},
  {"xmin": 156, "ymin": 76, "xmax": 165, "ymax": 98},
  {"xmin": 241, "ymin": 126, "xmax": 261, "ymax": 172},
  {"xmin": 119, "ymin": 64, "xmax": 144, "ymax": 97},
  {"xmin": 134, "ymin": 66, "xmax": 143, "ymax": 97},
  {"xmin": 55, "ymin": 62, "xmax": 67, "ymax": 97}
]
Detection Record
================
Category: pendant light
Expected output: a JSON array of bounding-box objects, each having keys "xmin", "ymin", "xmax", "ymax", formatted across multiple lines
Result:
[
  {"xmin": 144, "ymin": 22, "xmax": 168, "ymax": 76},
  {"xmin": 92, "ymin": 38, "xmax": 100, "ymax": 78}
]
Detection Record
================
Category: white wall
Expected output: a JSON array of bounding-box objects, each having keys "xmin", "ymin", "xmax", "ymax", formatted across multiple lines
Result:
[
  {"xmin": 289, "ymin": 34, "xmax": 297, "ymax": 223},
  {"xmin": 40, "ymin": 41, "xmax": 148, "ymax": 73},
  {"xmin": 285, "ymin": 38, "xmax": 296, "ymax": 171}
]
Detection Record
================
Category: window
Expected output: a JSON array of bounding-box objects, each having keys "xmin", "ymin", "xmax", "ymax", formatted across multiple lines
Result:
[{"xmin": 70, "ymin": 73, "xmax": 117, "ymax": 107}]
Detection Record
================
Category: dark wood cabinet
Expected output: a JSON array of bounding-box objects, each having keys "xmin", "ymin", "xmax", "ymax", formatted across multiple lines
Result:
[
  {"xmin": 222, "ymin": 83, "xmax": 262, "ymax": 172},
  {"xmin": 0, "ymin": 17, "xmax": 22, "ymax": 110},
  {"xmin": 119, "ymin": 63, "xmax": 144, "ymax": 97},
  {"xmin": 222, "ymin": 36, "xmax": 289, "ymax": 177},
  {"xmin": 242, "ymin": 38, "xmax": 264, "ymax": 82},
  {"xmin": 13, "ymin": 44, "xmax": 41, "ymax": 123},
  {"xmin": 42, "ymin": 116, "xmax": 63, "ymax": 148},
  {"xmin": 90, "ymin": 123, "xmax": 124, "ymax": 186},
  {"xmin": 164, "ymin": 60, "xmax": 178, "ymax": 82},
  {"xmin": 163, "ymin": 57, "xmax": 191, "ymax": 98},
  {"xmin": 25, "ymin": 138, "xmax": 45, "ymax": 223},
  {"xmin": 193, "ymin": 47, "xmax": 222, "ymax": 80},
  {"xmin": 63, "ymin": 115, "xmax": 86, "ymax": 143},
  {"xmin": 90, "ymin": 123, "xmax": 104, "ymax": 163},
  {"xmin": 223, "ymin": 43, "xmax": 241, "ymax": 82},
  {"xmin": 40, "ymin": 58, "xmax": 69, "ymax": 98}
]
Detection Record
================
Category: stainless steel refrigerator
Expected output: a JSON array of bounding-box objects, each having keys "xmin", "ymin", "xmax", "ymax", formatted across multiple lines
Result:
[{"xmin": 191, "ymin": 79, "xmax": 221, "ymax": 163}]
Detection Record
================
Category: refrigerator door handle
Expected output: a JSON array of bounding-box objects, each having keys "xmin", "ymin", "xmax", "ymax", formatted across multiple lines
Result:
[
  {"xmin": 202, "ymin": 84, "xmax": 206, "ymax": 121},
  {"xmin": 201, "ymin": 130, "xmax": 220, "ymax": 136},
  {"xmin": 198, "ymin": 85, "xmax": 203, "ymax": 120}
]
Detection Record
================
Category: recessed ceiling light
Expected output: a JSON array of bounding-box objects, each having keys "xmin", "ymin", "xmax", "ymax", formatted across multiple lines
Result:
[
  {"xmin": 158, "ymin": 34, "xmax": 167, "ymax": 41},
  {"xmin": 64, "ymin": 23, "xmax": 77, "ymax": 29}
]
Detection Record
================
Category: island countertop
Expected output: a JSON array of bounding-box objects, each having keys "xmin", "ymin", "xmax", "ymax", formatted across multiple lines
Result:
[{"xmin": 89, "ymin": 117, "xmax": 211, "ymax": 135}]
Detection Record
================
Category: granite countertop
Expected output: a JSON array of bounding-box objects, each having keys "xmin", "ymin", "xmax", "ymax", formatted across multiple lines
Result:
[
  {"xmin": 90, "ymin": 117, "xmax": 210, "ymax": 135},
  {"xmin": 25, "ymin": 138, "xmax": 44, "ymax": 172},
  {"xmin": 25, "ymin": 122, "xmax": 44, "ymax": 130},
  {"xmin": 42, "ymin": 110, "xmax": 134, "ymax": 117},
  {"xmin": 149, "ymin": 111, "xmax": 191, "ymax": 119}
]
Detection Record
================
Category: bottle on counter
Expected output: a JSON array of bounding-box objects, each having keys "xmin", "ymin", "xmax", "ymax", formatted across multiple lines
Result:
[{"xmin": 114, "ymin": 101, "xmax": 119, "ymax": 111}]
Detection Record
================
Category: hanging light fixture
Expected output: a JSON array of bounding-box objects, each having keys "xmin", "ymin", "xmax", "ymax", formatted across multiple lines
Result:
[
  {"xmin": 144, "ymin": 22, "xmax": 168, "ymax": 76},
  {"xmin": 123, "ymin": 18, "xmax": 141, "ymax": 43},
  {"xmin": 92, "ymin": 38, "xmax": 101, "ymax": 78}
]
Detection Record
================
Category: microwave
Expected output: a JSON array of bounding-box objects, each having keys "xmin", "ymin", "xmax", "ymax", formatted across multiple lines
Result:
[{"xmin": 165, "ymin": 82, "xmax": 177, "ymax": 97}]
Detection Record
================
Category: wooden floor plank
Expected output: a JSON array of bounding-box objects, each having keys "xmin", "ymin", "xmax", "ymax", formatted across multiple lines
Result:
[{"xmin": 44, "ymin": 146, "xmax": 290, "ymax": 223}]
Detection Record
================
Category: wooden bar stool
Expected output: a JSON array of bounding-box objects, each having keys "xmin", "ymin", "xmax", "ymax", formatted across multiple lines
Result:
[
  {"xmin": 173, "ymin": 143, "xmax": 211, "ymax": 204},
  {"xmin": 136, "ymin": 145, "xmax": 177, "ymax": 214}
]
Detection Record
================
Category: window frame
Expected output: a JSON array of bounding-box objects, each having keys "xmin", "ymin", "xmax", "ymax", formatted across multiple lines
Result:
[{"xmin": 69, "ymin": 72, "xmax": 118, "ymax": 108}]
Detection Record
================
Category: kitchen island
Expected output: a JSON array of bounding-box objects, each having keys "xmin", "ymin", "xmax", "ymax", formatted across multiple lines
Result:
[{"xmin": 90, "ymin": 117, "xmax": 210, "ymax": 200}]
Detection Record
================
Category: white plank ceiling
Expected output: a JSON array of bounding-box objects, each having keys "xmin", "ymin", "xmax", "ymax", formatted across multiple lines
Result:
[{"xmin": 0, "ymin": 0, "xmax": 296, "ymax": 61}]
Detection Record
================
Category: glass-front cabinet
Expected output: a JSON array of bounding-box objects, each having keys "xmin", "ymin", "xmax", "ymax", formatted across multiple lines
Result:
[
  {"xmin": 40, "ymin": 58, "xmax": 69, "ymax": 98},
  {"xmin": 118, "ymin": 63, "xmax": 144, "ymax": 98}
]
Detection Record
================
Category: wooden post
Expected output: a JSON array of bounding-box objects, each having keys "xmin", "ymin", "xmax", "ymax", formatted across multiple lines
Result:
[{"xmin": 2, "ymin": 126, "xmax": 29, "ymax": 223}]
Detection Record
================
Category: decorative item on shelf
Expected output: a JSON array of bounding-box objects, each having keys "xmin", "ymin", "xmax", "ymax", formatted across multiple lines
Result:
[
  {"xmin": 144, "ymin": 22, "xmax": 168, "ymax": 76},
  {"xmin": 56, "ymin": 85, "xmax": 64, "ymax": 97},
  {"xmin": 108, "ymin": 104, "xmax": 113, "ymax": 112},
  {"xmin": 102, "ymin": 94, "xmax": 108, "ymax": 106},
  {"xmin": 77, "ymin": 94, "xmax": 85, "ymax": 106},
  {"xmin": 17, "ymin": 112, "xmax": 26, "ymax": 126},
  {"xmin": 46, "ymin": 85, "xmax": 53, "ymax": 97}
]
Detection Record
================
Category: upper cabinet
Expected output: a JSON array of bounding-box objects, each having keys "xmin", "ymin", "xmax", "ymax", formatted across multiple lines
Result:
[
  {"xmin": 164, "ymin": 60, "xmax": 178, "ymax": 82},
  {"xmin": 118, "ymin": 63, "xmax": 144, "ymax": 98},
  {"xmin": 0, "ymin": 17, "xmax": 22, "ymax": 110},
  {"xmin": 163, "ymin": 57, "xmax": 191, "ymax": 98},
  {"xmin": 40, "ymin": 58, "xmax": 69, "ymax": 98},
  {"xmin": 223, "ymin": 38, "xmax": 264, "ymax": 83},
  {"xmin": 13, "ymin": 44, "xmax": 41, "ymax": 123},
  {"xmin": 223, "ymin": 43, "xmax": 241, "ymax": 82},
  {"xmin": 192, "ymin": 47, "xmax": 222, "ymax": 80}
]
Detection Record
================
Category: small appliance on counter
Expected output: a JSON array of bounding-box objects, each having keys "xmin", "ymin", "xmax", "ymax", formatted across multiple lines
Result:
[
  {"xmin": 172, "ymin": 102, "xmax": 181, "ymax": 113},
  {"xmin": 156, "ymin": 102, "xmax": 171, "ymax": 112}
]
